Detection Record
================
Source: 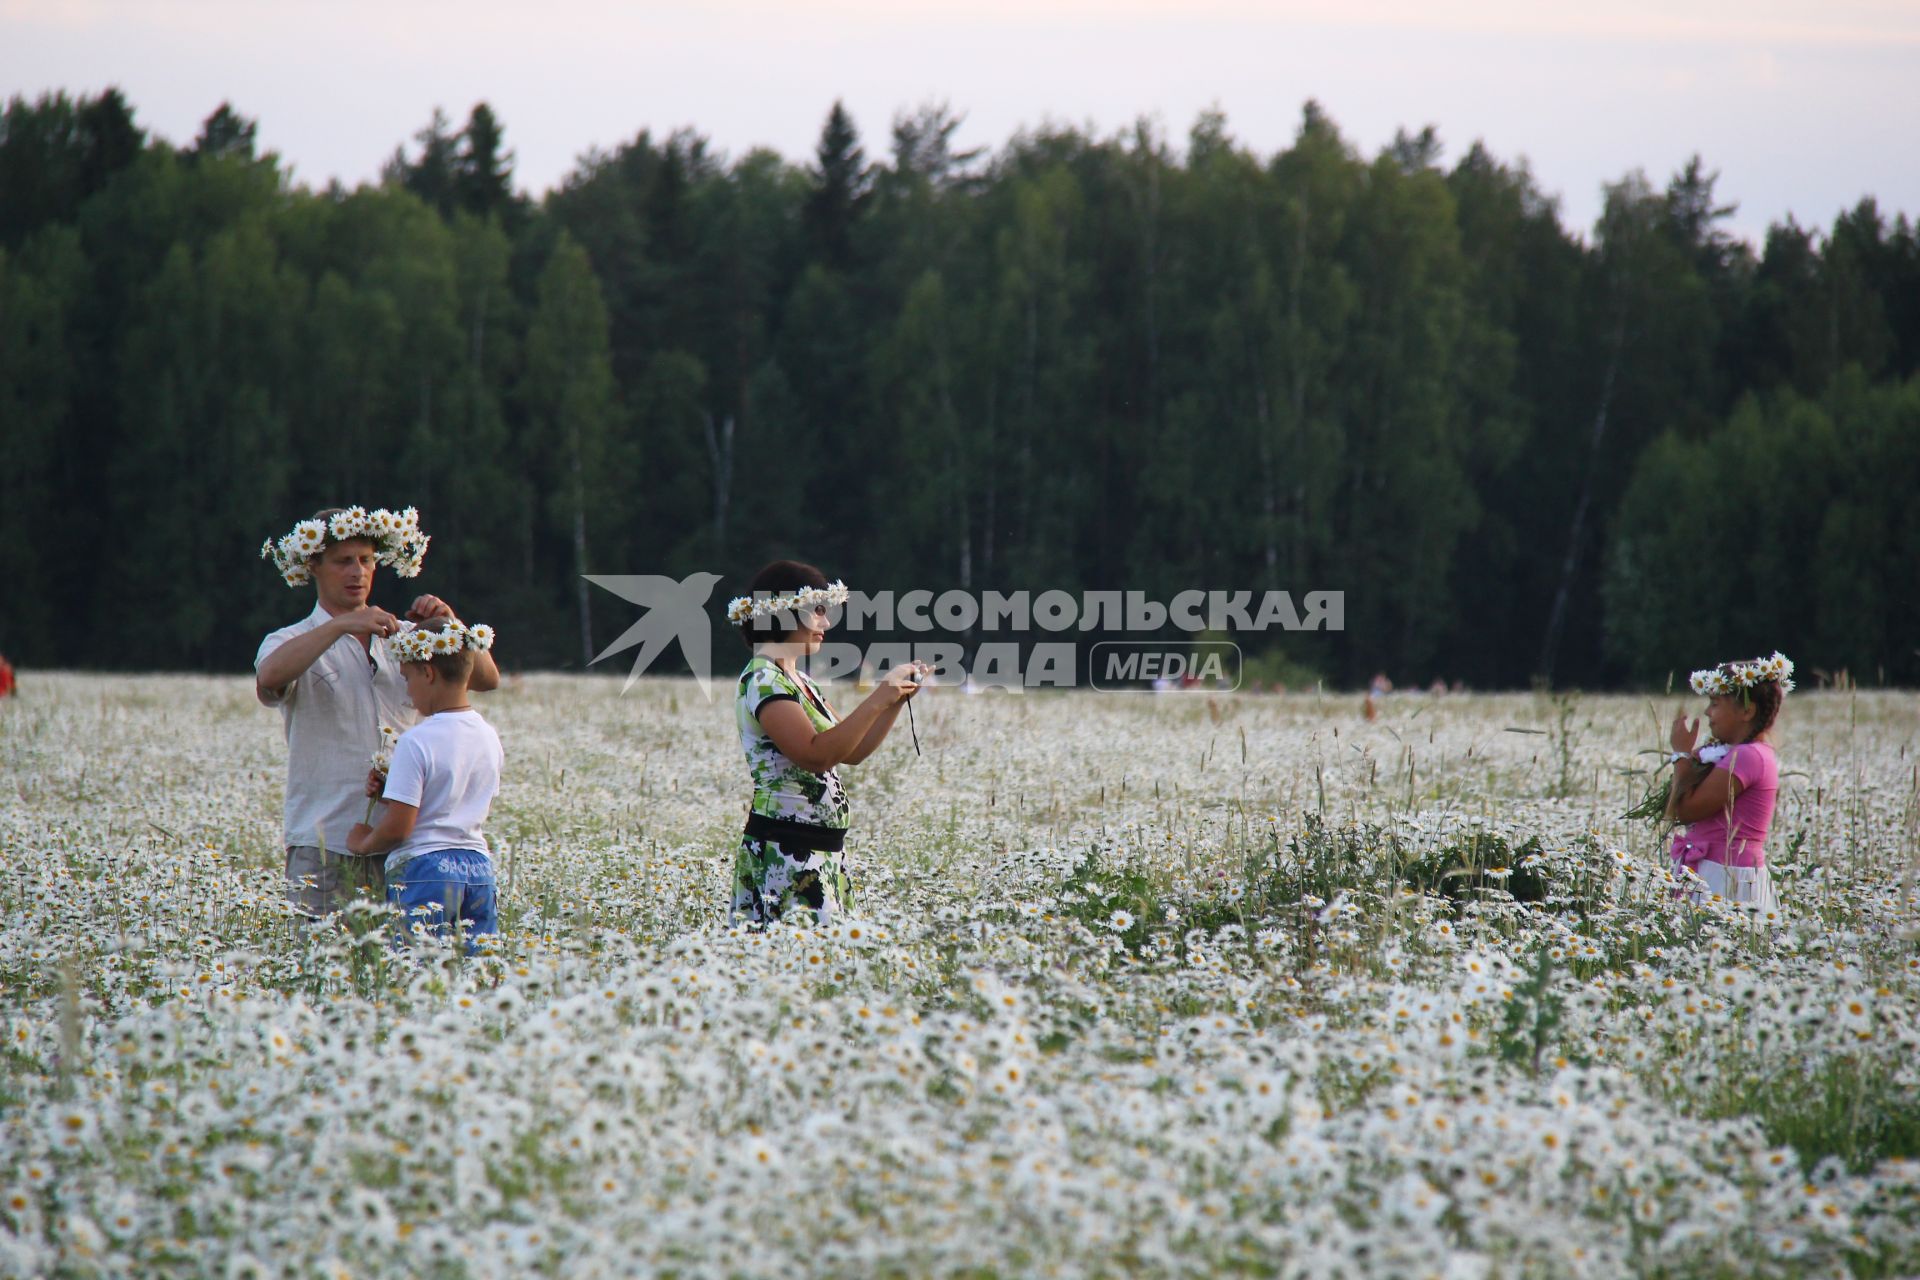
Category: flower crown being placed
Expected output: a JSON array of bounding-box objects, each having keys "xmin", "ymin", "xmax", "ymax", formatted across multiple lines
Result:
[
  {"xmin": 260, "ymin": 506, "xmax": 430, "ymax": 587},
  {"xmin": 390, "ymin": 620, "xmax": 496, "ymax": 665},
  {"xmin": 726, "ymin": 580, "xmax": 850, "ymax": 625},
  {"xmin": 1690, "ymin": 650, "xmax": 1795, "ymax": 698}
]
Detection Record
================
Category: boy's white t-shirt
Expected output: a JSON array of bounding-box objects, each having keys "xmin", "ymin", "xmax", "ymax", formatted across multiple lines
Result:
[{"xmin": 380, "ymin": 708, "xmax": 504, "ymax": 873}]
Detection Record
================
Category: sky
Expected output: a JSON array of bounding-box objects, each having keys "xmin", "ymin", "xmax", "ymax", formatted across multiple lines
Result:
[{"xmin": 4, "ymin": 0, "xmax": 1917, "ymax": 245}]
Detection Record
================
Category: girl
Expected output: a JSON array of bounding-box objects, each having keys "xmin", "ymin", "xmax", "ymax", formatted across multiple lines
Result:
[
  {"xmin": 1666, "ymin": 651, "xmax": 1792, "ymax": 916},
  {"xmin": 727, "ymin": 561, "xmax": 927, "ymax": 926}
]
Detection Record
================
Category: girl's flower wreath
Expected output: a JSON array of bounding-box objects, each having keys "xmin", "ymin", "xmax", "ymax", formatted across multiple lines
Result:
[
  {"xmin": 727, "ymin": 580, "xmax": 851, "ymax": 625},
  {"xmin": 1689, "ymin": 650, "xmax": 1795, "ymax": 698},
  {"xmin": 389, "ymin": 620, "xmax": 496, "ymax": 665},
  {"xmin": 260, "ymin": 507, "xmax": 430, "ymax": 587}
]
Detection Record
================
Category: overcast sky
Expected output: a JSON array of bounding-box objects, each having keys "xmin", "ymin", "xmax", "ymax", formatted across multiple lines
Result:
[{"xmin": 5, "ymin": 0, "xmax": 1916, "ymax": 245}]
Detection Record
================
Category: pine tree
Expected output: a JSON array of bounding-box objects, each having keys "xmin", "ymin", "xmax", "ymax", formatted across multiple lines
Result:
[
  {"xmin": 803, "ymin": 100, "xmax": 871, "ymax": 271},
  {"xmin": 383, "ymin": 108, "xmax": 459, "ymax": 214},
  {"xmin": 454, "ymin": 103, "xmax": 515, "ymax": 220},
  {"xmin": 191, "ymin": 103, "xmax": 258, "ymax": 163}
]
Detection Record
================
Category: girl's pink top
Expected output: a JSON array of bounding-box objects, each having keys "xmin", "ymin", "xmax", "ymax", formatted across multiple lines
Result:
[{"xmin": 1669, "ymin": 740, "xmax": 1778, "ymax": 870}]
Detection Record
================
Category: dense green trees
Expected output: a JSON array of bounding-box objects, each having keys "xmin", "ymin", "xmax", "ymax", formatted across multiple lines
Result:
[{"xmin": 2, "ymin": 89, "xmax": 1915, "ymax": 686}]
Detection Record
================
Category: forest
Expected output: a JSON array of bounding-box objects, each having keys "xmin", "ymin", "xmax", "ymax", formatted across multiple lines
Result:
[{"xmin": 2, "ymin": 89, "xmax": 1916, "ymax": 687}]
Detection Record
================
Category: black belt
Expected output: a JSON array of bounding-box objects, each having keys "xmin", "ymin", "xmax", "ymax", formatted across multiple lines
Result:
[{"xmin": 743, "ymin": 812, "xmax": 847, "ymax": 852}]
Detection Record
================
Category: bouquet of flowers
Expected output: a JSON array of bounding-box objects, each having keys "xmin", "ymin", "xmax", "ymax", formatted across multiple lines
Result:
[
  {"xmin": 364, "ymin": 724, "xmax": 399, "ymax": 825},
  {"xmin": 1623, "ymin": 741, "xmax": 1730, "ymax": 827},
  {"xmin": 260, "ymin": 506, "xmax": 430, "ymax": 587}
]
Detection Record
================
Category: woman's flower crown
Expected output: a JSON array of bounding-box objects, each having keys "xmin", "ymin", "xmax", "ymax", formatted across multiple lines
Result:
[
  {"xmin": 726, "ymin": 580, "xmax": 850, "ymax": 625},
  {"xmin": 260, "ymin": 506, "xmax": 430, "ymax": 587},
  {"xmin": 1690, "ymin": 650, "xmax": 1795, "ymax": 697},
  {"xmin": 390, "ymin": 620, "xmax": 496, "ymax": 664}
]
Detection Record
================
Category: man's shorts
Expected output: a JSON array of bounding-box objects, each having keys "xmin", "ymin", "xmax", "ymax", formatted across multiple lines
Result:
[{"xmin": 286, "ymin": 845, "xmax": 388, "ymax": 919}]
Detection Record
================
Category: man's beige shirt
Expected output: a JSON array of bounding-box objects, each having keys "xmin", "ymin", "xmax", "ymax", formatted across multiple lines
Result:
[{"xmin": 256, "ymin": 604, "xmax": 416, "ymax": 852}]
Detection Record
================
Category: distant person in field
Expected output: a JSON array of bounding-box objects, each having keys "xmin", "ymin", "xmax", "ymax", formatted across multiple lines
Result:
[
  {"xmin": 348, "ymin": 617, "xmax": 504, "ymax": 951},
  {"xmin": 727, "ymin": 560, "xmax": 927, "ymax": 926},
  {"xmin": 1665, "ymin": 652, "xmax": 1791, "ymax": 917},
  {"xmin": 255, "ymin": 506, "xmax": 500, "ymax": 920},
  {"xmin": 1363, "ymin": 670, "xmax": 1393, "ymax": 721},
  {"xmin": 0, "ymin": 654, "xmax": 14, "ymax": 698}
]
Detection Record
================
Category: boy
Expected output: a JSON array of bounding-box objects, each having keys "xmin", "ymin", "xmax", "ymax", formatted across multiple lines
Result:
[{"xmin": 347, "ymin": 617, "xmax": 504, "ymax": 949}]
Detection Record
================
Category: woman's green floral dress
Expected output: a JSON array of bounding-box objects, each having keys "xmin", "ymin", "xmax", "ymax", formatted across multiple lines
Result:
[{"xmin": 729, "ymin": 655, "xmax": 852, "ymax": 925}]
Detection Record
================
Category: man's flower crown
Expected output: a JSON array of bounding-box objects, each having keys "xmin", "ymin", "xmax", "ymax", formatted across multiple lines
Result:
[
  {"xmin": 1690, "ymin": 650, "xmax": 1795, "ymax": 697},
  {"xmin": 726, "ymin": 580, "xmax": 850, "ymax": 625},
  {"xmin": 390, "ymin": 620, "xmax": 496, "ymax": 664},
  {"xmin": 260, "ymin": 506, "xmax": 430, "ymax": 587}
]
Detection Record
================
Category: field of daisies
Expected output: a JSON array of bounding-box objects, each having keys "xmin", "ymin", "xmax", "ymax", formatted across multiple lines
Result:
[{"xmin": 3, "ymin": 674, "xmax": 1918, "ymax": 1279}]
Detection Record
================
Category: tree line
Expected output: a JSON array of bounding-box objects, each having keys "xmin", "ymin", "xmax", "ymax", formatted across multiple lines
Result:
[{"xmin": 3, "ymin": 90, "xmax": 1917, "ymax": 688}]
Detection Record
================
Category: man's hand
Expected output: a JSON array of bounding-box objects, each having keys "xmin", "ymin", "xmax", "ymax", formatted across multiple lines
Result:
[
  {"xmin": 347, "ymin": 822, "xmax": 374, "ymax": 856},
  {"xmin": 365, "ymin": 768, "xmax": 386, "ymax": 800},
  {"xmin": 408, "ymin": 595, "xmax": 455, "ymax": 623},
  {"xmin": 336, "ymin": 605, "xmax": 404, "ymax": 639}
]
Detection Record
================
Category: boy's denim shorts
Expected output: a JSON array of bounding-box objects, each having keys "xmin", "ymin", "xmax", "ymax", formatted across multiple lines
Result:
[{"xmin": 386, "ymin": 849, "xmax": 498, "ymax": 951}]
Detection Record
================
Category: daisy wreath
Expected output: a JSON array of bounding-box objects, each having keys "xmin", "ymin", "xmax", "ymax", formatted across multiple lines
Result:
[
  {"xmin": 1689, "ymin": 650, "xmax": 1796, "ymax": 699},
  {"xmin": 726, "ymin": 580, "xmax": 851, "ymax": 625},
  {"xmin": 389, "ymin": 620, "xmax": 497, "ymax": 665},
  {"xmin": 260, "ymin": 507, "xmax": 430, "ymax": 587}
]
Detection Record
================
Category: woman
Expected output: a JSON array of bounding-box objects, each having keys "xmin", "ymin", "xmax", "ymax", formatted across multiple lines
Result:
[{"xmin": 728, "ymin": 561, "xmax": 927, "ymax": 926}]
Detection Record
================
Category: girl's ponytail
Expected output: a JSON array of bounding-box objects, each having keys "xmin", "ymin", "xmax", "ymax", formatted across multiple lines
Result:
[{"xmin": 1738, "ymin": 664, "xmax": 1784, "ymax": 743}]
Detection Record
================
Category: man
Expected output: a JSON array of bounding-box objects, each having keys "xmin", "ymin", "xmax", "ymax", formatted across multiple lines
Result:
[{"xmin": 255, "ymin": 508, "xmax": 500, "ymax": 920}]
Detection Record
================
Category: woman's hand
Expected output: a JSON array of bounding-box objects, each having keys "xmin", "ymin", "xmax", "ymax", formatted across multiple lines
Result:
[
  {"xmin": 1669, "ymin": 712, "xmax": 1700, "ymax": 755},
  {"xmin": 878, "ymin": 661, "xmax": 930, "ymax": 705}
]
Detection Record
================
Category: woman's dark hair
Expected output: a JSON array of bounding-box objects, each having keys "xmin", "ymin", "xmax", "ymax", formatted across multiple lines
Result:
[{"xmin": 735, "ymin": 560, "xmax": 831, "ymax": 650}]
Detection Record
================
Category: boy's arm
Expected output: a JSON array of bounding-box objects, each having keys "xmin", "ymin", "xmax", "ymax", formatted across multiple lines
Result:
[
  {"xmin": 348, "ymin": 802, "xmax": 417, "ymax": 856},
  {"xmin": 355, "ymin": 731, "xmax": 427, "ymax": 854}
]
